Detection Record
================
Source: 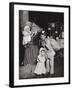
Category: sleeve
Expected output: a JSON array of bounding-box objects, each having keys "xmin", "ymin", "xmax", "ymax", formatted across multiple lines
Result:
[
  {"xmin": 37, "ymin": 55, "xmax": 41, "ymax": 62},
  {"xmin": 45, "ymin": 39, "xmax": 54, "ymax": 51},
  {"xmin": 45, "ymin": 39, "xmax": 55, "ymax": 56},
  {"xmin": 50, "ymin": 39, "xmax": 60, "ymax": 50}
]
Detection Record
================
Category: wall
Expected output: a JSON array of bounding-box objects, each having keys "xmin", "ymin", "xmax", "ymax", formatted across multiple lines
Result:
[{"xmin": 0, "ymin": 0, "xmax": 71, "ymax": 90}]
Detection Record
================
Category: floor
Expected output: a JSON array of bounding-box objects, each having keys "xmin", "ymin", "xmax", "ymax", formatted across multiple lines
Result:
[{"xmin": 19, "ymin": 51, "xmax": 64, "ymax": 79}]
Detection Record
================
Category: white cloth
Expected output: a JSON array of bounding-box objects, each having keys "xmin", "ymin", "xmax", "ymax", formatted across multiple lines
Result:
[
  {"xmin": 23, "ymin": 28, "xmax": 31, "ymax": 45},
  {"xmin": 34, "ymin": 55, "xmax": 46, "ymax": 75},
  {"xmin": 49, "ymin": 38, "xmax": 60, "ymax": 50},
  {"xmin": 23, "ymin": 35, "xmax": 31, "ymax": 45}
]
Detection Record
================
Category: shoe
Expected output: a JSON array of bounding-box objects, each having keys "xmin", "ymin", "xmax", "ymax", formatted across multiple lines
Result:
[{"xmin": 49, "ymin": 74, "xmax": 54, "ymax": 77}]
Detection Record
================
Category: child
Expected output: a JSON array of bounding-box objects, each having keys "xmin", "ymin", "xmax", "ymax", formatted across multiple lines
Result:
[
  {"xmin": 22, "ymin": 25, "xmax": 31, "ymax": 45},
  {"xmin": 34, "ymin": 48, "xmax": 46, "ymax": 75}
]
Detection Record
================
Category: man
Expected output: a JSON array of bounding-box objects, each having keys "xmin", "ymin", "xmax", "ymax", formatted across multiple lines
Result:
[{"xmin": 40, "ymin": 31, "xmax": 55, "ymax": 75}]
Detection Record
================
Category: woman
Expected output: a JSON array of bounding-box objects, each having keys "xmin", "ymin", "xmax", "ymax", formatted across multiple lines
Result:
[{"xmin": 22, "ymin": 21, "xmax": 39, "ymax": 75}]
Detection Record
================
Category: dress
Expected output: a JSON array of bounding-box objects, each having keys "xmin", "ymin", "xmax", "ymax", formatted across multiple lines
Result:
[
  {"xmin": 34, "ymin": 54, "xmax": 46, "ymax": 75},
  {"xmin": 24, "ymin": 43, "xmax": 38, "ymax": 66},
  {"xmin": 23, "ymin": 26, "xmax": 39, "ymax": 74},
  {"xmin": 23, "ymin": 29, "xmax": 31, "ymax": 45}
]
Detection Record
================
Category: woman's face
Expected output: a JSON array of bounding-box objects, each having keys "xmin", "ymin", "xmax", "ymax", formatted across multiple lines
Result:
[{"xmin": 41, "ymin": 35, "xmax": 46, "ymax": 40}]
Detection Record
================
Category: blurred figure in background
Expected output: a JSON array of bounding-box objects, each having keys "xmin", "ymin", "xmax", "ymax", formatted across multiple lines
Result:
[
  {"xmin": 58, "ymin": 31, "xmax": 64, "ymax": 49},
  {"xmin": 22, "ymin": 21, "xmax": 39, "ymax": 76}
]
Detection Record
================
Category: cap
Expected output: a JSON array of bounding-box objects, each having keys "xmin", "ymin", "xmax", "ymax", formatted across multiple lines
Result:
[
  {"xmin": 24, "ymin": 26, "xmax": 30, "ymax": 31},
  {"xmin": 39, "ymin": 47, "xmax": 46, "ymax": 52}
]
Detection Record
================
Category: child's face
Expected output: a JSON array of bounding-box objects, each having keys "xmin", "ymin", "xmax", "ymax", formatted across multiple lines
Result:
[{"xmin": 41, "ymin": 50, "xmax": 45, "ymax": 56}]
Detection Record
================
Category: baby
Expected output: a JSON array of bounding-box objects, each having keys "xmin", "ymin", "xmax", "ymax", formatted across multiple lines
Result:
[
  {"xmin": 22, "ymin": 25, "xmax": 31, "ymax": 45},
  {"xmin": 34, "ymin": 48, "xmax": 46, "ymax": 75}
]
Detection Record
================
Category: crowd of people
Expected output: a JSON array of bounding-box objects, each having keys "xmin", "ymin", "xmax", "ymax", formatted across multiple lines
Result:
[{"xmin": 20, "ymin": 21, "xmax": 64, "ymax": 78}]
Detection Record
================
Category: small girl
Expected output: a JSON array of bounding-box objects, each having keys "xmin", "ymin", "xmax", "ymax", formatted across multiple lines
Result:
[{"xmin": 34, "ymin": 48, "xmax": 46, "ymax": 75}]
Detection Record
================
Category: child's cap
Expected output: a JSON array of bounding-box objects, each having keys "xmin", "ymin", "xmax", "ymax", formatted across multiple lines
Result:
[
  {"xmin": 24, "ymin": 26, "xmax": 30, "ymax": 31},
  {"xmin": 39, "ymin": 47, "xmax": 46, "ymax": 52}
]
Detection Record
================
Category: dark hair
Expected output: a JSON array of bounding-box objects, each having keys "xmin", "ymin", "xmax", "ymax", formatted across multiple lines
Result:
[{"xmin": 41, "ymin": 32, "xmax": 47, "ymax": 36}]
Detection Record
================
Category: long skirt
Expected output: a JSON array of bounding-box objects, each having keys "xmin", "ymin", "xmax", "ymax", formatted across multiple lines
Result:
[
  {"xmin": 34, "ymin": 62, "xmax": 46, "ymax": 75},
  {"xmin": 24, "ymin": 44, "xmax": 38, "ymax": 66}
]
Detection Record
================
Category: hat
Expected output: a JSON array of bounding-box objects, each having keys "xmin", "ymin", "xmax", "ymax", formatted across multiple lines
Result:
[{"xmin": 39, "ymin": 47, "xmax": 46, "ymax": 52}]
